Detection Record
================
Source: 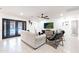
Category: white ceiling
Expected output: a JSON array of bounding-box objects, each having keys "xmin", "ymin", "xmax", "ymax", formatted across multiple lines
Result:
[{"xmin": 0, "ymin": 6, "xmax": 79, "ymax": 20}]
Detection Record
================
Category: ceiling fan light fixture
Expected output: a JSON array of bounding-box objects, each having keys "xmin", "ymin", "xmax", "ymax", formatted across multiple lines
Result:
[
  {"xmin": 38, "ymin": 13, "xmax": 50, "ymax": 19},
  {"xmin": 41, "ymin": 13, "xmax": 44, "ymax": 18}
]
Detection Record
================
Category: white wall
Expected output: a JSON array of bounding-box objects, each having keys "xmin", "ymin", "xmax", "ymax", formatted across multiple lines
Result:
[
  {"xmin": 27, "ymin": 19, "xmax": 54, "ymax": 34},
  {"xmin": 0, "ymin": 13, "xmax": 27, "ymax": 40},
  {"xmin": 54, "ymin": 16, "xmax": 79, "ymax": 52},
  {"xmin": 54, "ymin": 16, "xmax": 79, "ymax": 38},
  {"xmin": 27, "ymin": 20, "xmax": 38, "ymax": 33},
  {"xmin": 54, "ymin": 17, "xmax": 71, "ymax": 39}
]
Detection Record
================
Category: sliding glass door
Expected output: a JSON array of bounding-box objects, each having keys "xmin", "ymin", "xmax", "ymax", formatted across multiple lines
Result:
[
  {"xmin": 10, "ymin": 21, "xmax": 16, "ymax": 36},
  {"xmin": 18, "ymin": 22, "xmax": 22, "ymax": 35},
  {"xmin": 3, "ymin": 20, "xmax": 7, "ymax": 37},
  {"xmin": 2, "ymin": 18, "xmax": 26, "ymax": 39}
]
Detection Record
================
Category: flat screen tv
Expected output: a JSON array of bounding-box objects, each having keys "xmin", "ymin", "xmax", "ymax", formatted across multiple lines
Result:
[{"xmin": 44, "ymin": 22, "xmax": 54, "ymax": 29}]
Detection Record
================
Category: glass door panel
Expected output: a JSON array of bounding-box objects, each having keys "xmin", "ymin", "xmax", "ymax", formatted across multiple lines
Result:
[
  {"xmin": 18, "ymin": 22, "xmax": 22, "ymax": 35},
  {"xmin": 10, "ymin": 21, "xmax": 15, "ymax": 36},
  {"xmin": 4, "ymin": 20, "xmax": 6, "ymax": 37}
]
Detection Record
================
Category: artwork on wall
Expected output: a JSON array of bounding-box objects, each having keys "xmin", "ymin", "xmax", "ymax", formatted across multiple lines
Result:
[{"xmin": 44, "ymin": 22, "xmax": 54, "ymax": 29}]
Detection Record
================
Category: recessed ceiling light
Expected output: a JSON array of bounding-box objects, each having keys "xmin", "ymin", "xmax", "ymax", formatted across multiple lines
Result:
[
  {"xmin": 20, "ymin": 12, "xmax": 24, "ymax": 16},
  {"xmin": 60, "ymin": 13, "xmax": 63, "ymax": 17}
]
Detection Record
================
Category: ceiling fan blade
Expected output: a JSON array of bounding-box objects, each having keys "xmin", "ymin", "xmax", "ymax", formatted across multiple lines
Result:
[
  {"xmin": 46, "ymin": 18, "xmax": 50, "ymax": 19},
  {"xmin": 37, "ymin": 13, "xmax": 49, "ymax": 19}
]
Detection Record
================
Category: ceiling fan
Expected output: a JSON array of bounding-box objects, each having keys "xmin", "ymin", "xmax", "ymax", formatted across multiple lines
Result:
[{"xmin": 38, "ymin": 13, "xmax": 50, "ymax": 19}]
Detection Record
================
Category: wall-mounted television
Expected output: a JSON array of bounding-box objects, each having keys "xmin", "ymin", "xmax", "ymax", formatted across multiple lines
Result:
[{"xmin": 44, "ymin": 22, "xmax": 54, "ymax": 29}]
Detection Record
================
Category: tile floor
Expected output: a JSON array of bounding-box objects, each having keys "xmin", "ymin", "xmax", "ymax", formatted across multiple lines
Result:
[{"xmin": 0, "ymin": 36, "xmax": 78, "ymax": 53}]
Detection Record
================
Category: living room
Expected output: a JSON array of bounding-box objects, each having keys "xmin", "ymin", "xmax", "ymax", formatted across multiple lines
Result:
[{"xmin": 0, "ymin": 6, "xmax": 79, "ymax": 53}]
